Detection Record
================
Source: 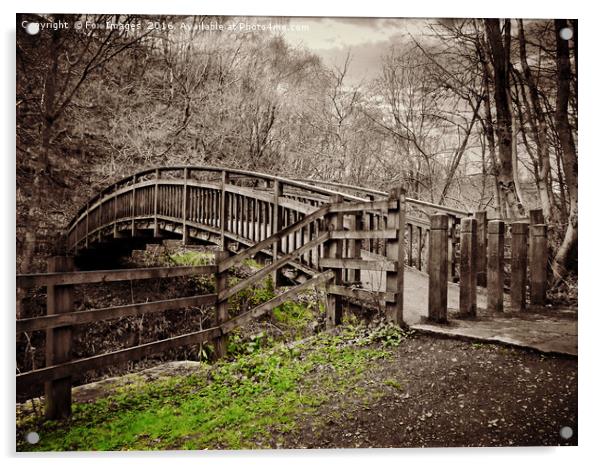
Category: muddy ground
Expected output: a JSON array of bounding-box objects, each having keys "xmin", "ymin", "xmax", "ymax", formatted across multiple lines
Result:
[{"xmin": 277, "ymin": 335, "xmax": 577, "ymax": 449}]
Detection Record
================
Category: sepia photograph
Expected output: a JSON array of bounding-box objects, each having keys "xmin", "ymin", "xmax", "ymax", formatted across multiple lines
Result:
[{"xmin": 15, "ymin": 12, "xmax": 578, "ymax": 452}]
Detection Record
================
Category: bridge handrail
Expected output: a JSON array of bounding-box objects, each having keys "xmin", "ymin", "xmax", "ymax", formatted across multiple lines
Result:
[
  {"xmin": 67, "ymin": 166, "xmax": 370, "ymax": 231},
  {"xmin": 296, "ymin": 178, "xmax": 471, "ymax": 217}
]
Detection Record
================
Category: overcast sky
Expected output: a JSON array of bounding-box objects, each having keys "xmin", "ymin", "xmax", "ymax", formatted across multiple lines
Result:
[{"xmin": 279, "ymin": 17, "xmax": 432, "ymax": 85}]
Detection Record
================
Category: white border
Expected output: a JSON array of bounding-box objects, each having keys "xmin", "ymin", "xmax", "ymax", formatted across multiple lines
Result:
[{"xmin": 3, "ymin": 1, "xmax": 599, "ymax": 465}]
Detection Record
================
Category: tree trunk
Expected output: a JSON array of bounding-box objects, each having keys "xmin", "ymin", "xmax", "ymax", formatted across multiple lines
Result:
[
  {"xmin": 551, "ymin": 19, "xmax": 578, "ymax": 282},
  {"xmin": 517, "ymin": 20, "xmax": 554, "ymax": 223},
  {"xmin": 484, "ymin": 19, "xmax": 525, "ymax": 218}
]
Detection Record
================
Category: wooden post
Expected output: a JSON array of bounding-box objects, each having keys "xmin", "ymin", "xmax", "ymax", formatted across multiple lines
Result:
[
  {"xmin": 272, "ymin": 180, "xmax": 284, "ymax": 286},
  {"xmin": 386, "ymin": 188, "xmax": 406, "ymax": 326},
  {"xmin": 154, "ymin": 169, "xmax": 161, "ymax": 237},
  {"xmin": 487, "ymin": 220, "xmax": 505, "ymax": 313},
  {"xmin": 510, "ymin": 222, "xmax": 528, "ymax": 312},
  {"xmin": 324, "ymin": 194, "xmax": 343, "ymax": 327},
  {"xmin": 214, "ymin": 251, "xmax": 230, "ymax": 359},
  {"xmin": 348, "ymin": 213, "xmax": 362, "ymax": 284},
  {"xmin": 428, "ymin": 214, "xmax": 448, "ymax": 323},
  {"xmin": 45, "ymin": 256, "xmax": 74, "ymax": 419},
  {"xmin": 85, "ymin": 201, "xmax": 89, "ymax": 248},
  {"xmin": 459, "ymin": 218, "xmax": 477, "ymax": 318},
  {"xmin": 529, "ymin": 208, "xmax": 544, "ymax": 226},
  {"xmin": 530, "ymin": 224, "xmax": 548, "ymax": 306},
  {"xmin": 113, "ymin": 186, "xmax": 118, "ymax": 238},
  {"xmin": 220, "ymin": 171, "xmax": 230, "ymax": 252},
  {"xmin": 131, "ymin": 175, "xmax": 137, "ymax": 237},
  {"xmin": 448, "ymin": 216, "xmax": 459, "ymax": 282},
  {"xmin": 475, "ymin": 211, "xmax": 487, "ymax": 287},
  {"xmin": 182, "ymin": 168, "xmax": 188, "ymax": 245}
]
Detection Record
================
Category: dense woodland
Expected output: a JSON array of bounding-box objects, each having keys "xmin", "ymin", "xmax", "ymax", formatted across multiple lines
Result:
[{"xmin": 16, "ymin": 15, "xmax": 577, "ymax": 287}]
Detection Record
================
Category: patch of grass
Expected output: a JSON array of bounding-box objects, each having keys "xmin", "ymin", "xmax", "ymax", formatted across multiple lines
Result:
[
  {"xmin": 383, "ymin": 378, "xmax": 404, "ymax": 391},
  {"xmin": 17, "ymin": 325, "xmax": 404, "ymax": 451},
  {"xmin": 168, "ymin": 251, "xmax": 214, "ymax": 267},
  {"xmin": 242, "ymin": 258, "xmax": 263, "ymax": 270},
  {"xmin": 273, "ymin": 300, "xmax": 314, "ymax": 331}
]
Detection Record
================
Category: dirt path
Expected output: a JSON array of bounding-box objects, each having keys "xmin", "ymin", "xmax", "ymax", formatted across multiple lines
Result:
[{"xmin": 279, "ymin": 335, "xmax": 577, "ymax": 448}]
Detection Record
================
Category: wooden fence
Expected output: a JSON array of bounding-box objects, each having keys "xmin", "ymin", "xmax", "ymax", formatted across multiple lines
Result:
[
  {"xmin": 427, "ymin": 208, "xmax": 549, "ymax": 322},
  {"xmin": 17, "ymin": 191, "xmax": 407, "ymax": 420}
]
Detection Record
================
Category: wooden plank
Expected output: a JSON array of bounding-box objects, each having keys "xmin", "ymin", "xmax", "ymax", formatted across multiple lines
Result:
[
  {"xmin": 220, "ymin": 271, "xmax": 334, "ymax": 334},
  {"xmin": 17, "ymin": 294, "xmax": 217, "ymax": 333},
  {"xmin": 328, "ymin": 284, "xmax": 396, "ymax": 303},
  {"xmin": 219, "ymin": 204, "xmax": 330, "ymax": 272},
  {"xmin": 319, "ymin": 258, "xmax": 398, "ymax": 272},
  {"xmin": 17, "ymin": 327, "xmax": 222, "ymax": 390},
  {"xmin": 329, "ymin": 199, "xmax": 398, "ymax": 213},
  {"xmin": 218, "ymin": 232, "xmax": 330, "ymax": 302},
  {"xmin": 330, "ymin": 229, "xmax": 397, "ymax": 240},
  {"xmin": 17, "ymin": 265, "xmax": 217, "ymax": 288}
]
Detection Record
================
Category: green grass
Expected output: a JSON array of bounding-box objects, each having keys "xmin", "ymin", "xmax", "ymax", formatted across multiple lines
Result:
[
  {"xmin": 17, "ymin": 325, "xmax": 404, "ymax": 451},
  {"xmin": 168, "ymin": 251, "xmax": 214, "ymax": 266}
]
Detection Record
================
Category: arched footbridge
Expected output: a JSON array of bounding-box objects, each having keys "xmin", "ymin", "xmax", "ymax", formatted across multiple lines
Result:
[{"xmin": 66, "ymin": 166, "xmax": 469, "ymax": 282}]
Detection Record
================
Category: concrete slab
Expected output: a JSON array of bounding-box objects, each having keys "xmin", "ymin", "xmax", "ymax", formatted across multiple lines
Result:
[
  {"xmin": 411, "ymin": 315, "xmax": 577, "ymax": 357},
  {"xmin": 358, "ymin": 253, "xmax": 577, "ymax": 356}
]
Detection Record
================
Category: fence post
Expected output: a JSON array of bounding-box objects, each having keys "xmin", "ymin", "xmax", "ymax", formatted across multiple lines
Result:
[
  {"xmin": 348, "ymin": 213, "xmax": 362, "ymax": 284},
  {"xmin": 511, "ymin": 222, "xmax": 528, "ymax": 312},
  {"xmin": 459, "ymin": 218, "xmax": 477, "ymax": 318},
  {"xmin": 272, "ymin": 180, "xmax": 284, "ymax": 287},
  {"xmin": 214, "ymin": 251, "xmax": 230, "ymax": 359},
  {"xmin": 386, "ymin": 188, "xmax": 406, "ymax": 326},
  {"xmin": 530, "ymin": 224, "xmax": 548, "ymax": 306},
  {"xmin": 181, "ymin": 168, "xmax": 188, "ymax": 245},
  {"xmin": 448, "ymin": 216, "xmax": 460, "ymax": 282},
  {"xmin": 475, "ymin": 211, "xmax": 487, "ymax": 287},
  {"xmin": 428, "ymin": 213, "xmax": 448, "ymax": 323},
  {"xmin": 324, "ymin": 194, "xmax": 343, "ymax": 327},
  {"xmin": 154, "ymin": 168, "xmax": 161, "ymax": 238},
  {"xmin": 131, "ymin": 174, "xmax": 137, "ymax": 237},
  {"xmin": 220, "ymin": 171, "xmax": 230, "ymax": 252},
  {"xmin": 45, "ymin": 256, "xmax": 75, "ymax": 419},
  {"xmin": 487, "ymin": 220, "xmax": 505, "ymax": 313}
]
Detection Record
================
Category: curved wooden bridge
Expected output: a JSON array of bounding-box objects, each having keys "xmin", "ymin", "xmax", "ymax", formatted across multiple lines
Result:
[{"xmin": 66, "ymin": 165, "xmax": 467, "ymax": 277}]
